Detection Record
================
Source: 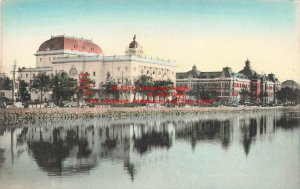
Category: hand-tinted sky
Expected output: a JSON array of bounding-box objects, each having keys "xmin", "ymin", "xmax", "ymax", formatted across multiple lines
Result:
[{"xmin": 1, "ymin": 0, "xmax": 299, "ymax": 82}]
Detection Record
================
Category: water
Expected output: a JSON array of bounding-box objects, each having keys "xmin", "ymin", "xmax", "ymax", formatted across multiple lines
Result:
[{"xmin": 0, "ymin": 110, "xmax": 299, "ymax": 189}]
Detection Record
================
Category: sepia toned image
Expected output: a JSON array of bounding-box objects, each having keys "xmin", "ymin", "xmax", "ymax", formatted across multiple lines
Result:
[{"xmin": 0, "ymin": 0, "xmax": 299, "ymax": 189}]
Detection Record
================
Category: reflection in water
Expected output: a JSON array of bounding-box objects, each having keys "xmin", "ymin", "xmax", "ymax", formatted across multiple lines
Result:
[
  {"xmin": 276, "ymin": 112, "xmax": 299, "ymax": 129},
  {"xmin": 0, "ymin": 148, "xmax": 5, "ymax": 169},
  {"xmin": 175, "ymin": 120, "xmax": 232, "ymax": 150},
  {"xmin": 0, "ymin": 111, "xmax": 299, "ymax": 186},
  {"xmin": 133, "ymin": 124, "xmax": 172, "ymax": 154},
  {"xmin": 124, "ymin": 158, "xmax": 136, "ymax": 181},
  {"xmin": 240, "ymin": 118, "xmax": 257, "ymax": 156}
]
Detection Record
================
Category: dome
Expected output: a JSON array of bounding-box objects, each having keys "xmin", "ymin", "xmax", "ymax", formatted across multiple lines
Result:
[
  {"xmin": 126, "ymin": 35, "xmax": 143, "ymax": 56},
  {"xmin": 238, "ymin": 59, "xmax": 257, "ymax": 79},
  {"xmin": 38, "ymin": 35, "xmax": 103, "ymax": 54},
  {"xmin": 187, "ymin": 65, "xmax": 201, "ymax": 78},
  {"xmin": 129, "ymin": 35, "xmax": 140, "ymax": 48}
]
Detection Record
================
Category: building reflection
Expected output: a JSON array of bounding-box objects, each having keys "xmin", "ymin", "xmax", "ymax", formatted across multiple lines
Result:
[
  {"xmin": 276, "ymin": 112, "xmax": 299, "ymax": 129},
  {"xmin": 133, "ymin": 123, "xmax": 173, "ymax": 154},
  {"xmin": 175, "ymin": 119, "xmax": 233, "ymax": 150},
  {"xmin": 0, "ymin": 148, "xmax": 5, "ymax": 169},
  {"xmin": 240, "ymin": 118, "xmax": 258, "ymax": 156},
  {"xmin": 0, "ymin": 111, "xmax": 297, "ymax": 180}
]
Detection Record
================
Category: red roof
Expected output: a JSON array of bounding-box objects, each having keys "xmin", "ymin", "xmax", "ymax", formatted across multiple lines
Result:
[{"xmin": 38, "ymin": 35, "xmax": 103, "ymax": 54}]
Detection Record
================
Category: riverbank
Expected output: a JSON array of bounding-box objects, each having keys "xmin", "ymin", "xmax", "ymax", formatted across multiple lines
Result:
[{"xmin": 1, "ymin": 106, "xmax": 299, "ymax": 124}]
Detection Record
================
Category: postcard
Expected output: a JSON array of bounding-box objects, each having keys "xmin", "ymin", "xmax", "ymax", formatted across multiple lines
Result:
[{"xmin": 0, "ymin": 0, "xmax": 299, "ymax": 189}]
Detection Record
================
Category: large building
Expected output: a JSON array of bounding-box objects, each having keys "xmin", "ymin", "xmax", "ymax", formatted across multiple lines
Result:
[
  {"xmin": 18, "ymin": 35, "xmax": 176, "ymax": 101},
  {"xmin": 176, "ymin": 59, "xmax": 281, "ymax": 104}
]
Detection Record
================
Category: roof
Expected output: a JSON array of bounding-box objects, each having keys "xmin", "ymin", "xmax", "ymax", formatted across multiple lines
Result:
[
  {"xmin": 198, "ymin": 67, "xmax": 234, "ymax": 79},
  {"xmin": 176, "ymin": 65, "xmax": 201, "ymax": 79},
  {"xmin": 199, "ymin": 71, "xmax": 223, "ymax": 79},
  {"xmin": 38, "ymin": 35, "xmax": 103, "ymax": 54},
  {"xmin": 238, "ymin": 59, "xmax": 257, "ymax": 79},
  {"xmin": 238, "ymin": 68, "xmax": 256, "ymax": 79},
  {"xmin": 186, "ymin": 69, "xmax": 201, "ymax": 78},
  {"xmin": 176, "ymin": 72, "xmax": 188, "ymax": 79},
  {"xmin": 281, "ymin": 80, "xmax": 299, "ymax": 88},
  {"xmin": 267, "ymin": 73, "xmax": 278, "ymax": 82},
  {"xmin": 234, "ymin": 73, "xmax": 248, "ymax": 79}
]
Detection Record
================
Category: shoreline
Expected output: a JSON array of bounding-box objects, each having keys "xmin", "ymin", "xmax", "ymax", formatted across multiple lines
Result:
[{"xmin": 1, "ymin": 106, "xmax": 299, "ymax": 123}]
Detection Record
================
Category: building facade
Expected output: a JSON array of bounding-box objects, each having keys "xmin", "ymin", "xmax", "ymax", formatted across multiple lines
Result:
[
  {"xmin": 18, "ymin": 35, "xmax": 176, "ymax": 102},
  {"xmin": 176, "ymin": 59, "xmax": 280, "ymax": 104},
  {"xmin": 177, "ymin": 65, "xmax": 250, "ymax": 104}
]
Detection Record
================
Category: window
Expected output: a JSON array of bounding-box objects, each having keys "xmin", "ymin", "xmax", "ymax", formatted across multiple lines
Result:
[
  {"xmin": 26, "ymin": 74, "xmax": 28, "ymax": 78},
  {"xmin": 0, "ymin": 92, "xmax": 4, "ymax": 97},
  {"xmin": 93, "ymin": 72, "xmax": 96, "ymax": 76},
  {"xmin": 20, "ymin": 74, "xmax": 22, "ymax": 78},
  {"xmin": 33, "ymin": 74, "xmax": 36, "ymax": 77},
  {"xmin": 40, "ymin": 58, "xmax": 42, "ymax": 62}
]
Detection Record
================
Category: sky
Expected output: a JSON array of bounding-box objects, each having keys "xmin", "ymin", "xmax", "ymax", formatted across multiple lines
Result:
[{"xmin": 0, "ymin": 0, "xmax": 299, "ymax": 83}]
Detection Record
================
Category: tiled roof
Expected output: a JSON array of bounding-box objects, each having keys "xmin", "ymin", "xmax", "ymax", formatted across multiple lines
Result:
[
  {"xmin": 238, "ymin": 68, "xmax": 257, "ymax": 79},
  {"xmin": 38, "ymin": 35, "xmax": 103, "ymax": 54},
  {"xmin": 199, "ymin": 72, "xmax": 223, "ymax": 79}
]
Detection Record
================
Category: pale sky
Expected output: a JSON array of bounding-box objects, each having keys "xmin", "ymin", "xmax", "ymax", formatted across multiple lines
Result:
[{"xmin": 0, "ymin": 0, "xmax": 299, "ymax": 83}]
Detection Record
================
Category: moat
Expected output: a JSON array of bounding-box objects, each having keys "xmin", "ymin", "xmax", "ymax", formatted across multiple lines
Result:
[{"xmin": 0, "ymin": 110, "xmax": 299, "ymax": 189}]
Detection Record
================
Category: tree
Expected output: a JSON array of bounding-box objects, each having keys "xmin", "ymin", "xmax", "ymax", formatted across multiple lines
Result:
[
  {"xmin": 51, "ymin": 71, "xmax": 77, "ymax": 106},
  {"xmin": 31, "ymin": 72, "xmax": 51, "ymax": 103},
  {"xmin": 102, "ymin": 78, "xmax": 120, "ymax": 100},
  {"xmin": 276, "ymin": 87, "xmax": 299, "ymax": 105},
  {"xmin": 239, "ymin": 89, "xmax": 250, "ymax": 104},
  {"xmin": 18, "ymin": 80, "xmax": 30, "ymax": 106},
  {"xmin": 77, "ymin": 72, "xmax": 95, "ymax": 102},
  {"xmin": 154, "ymin": 79, "xmax": 174, "ymax": 102},
  {"xmin": 0, "ymin": 74, "xmax": 12, "ymax": 90},
  {"xmin": 134, "ymin": 75, "xmax": 154, "ymax": 100}
]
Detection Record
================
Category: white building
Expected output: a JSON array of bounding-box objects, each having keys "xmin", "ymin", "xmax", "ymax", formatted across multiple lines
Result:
[{"xmin": 18, "ymin": 35, "xmax": 176, "ymax": 102}]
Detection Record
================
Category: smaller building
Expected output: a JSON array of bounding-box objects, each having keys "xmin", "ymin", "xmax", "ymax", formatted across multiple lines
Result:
[
  {"xmin": 177, "ymin": 65, "xmax": 250, "ymax": 104},
  {"xmin": 176, "ymin": 59, "xmax": 281, "ymax": 105},
  {"xmin": 281, "ymin": 80, "xmax": 299, "ymax": 89}
]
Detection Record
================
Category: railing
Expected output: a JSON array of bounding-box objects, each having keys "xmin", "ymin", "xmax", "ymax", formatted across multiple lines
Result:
[{"xmin": 52, "ymin": 55, "xmax": 176, "ymax": 66}]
